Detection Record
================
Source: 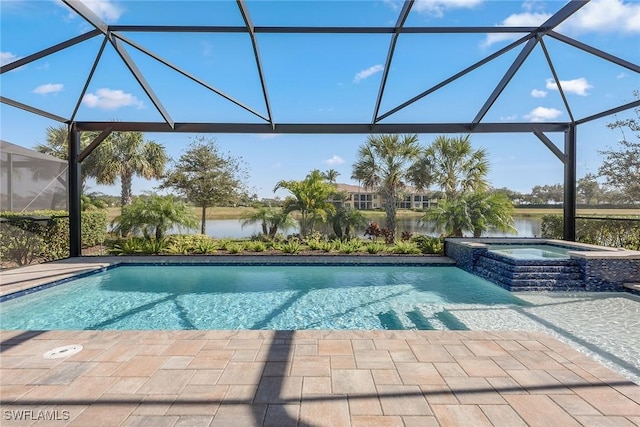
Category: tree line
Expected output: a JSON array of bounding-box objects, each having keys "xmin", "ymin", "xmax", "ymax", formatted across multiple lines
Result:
[{"xmin": 35, "ymin": 103, "xmax": 638, "ymax": 239}]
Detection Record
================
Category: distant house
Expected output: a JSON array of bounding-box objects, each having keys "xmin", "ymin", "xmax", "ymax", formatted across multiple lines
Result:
[{"xmin": 332, "ymin": 183, "xmax": 438, "ymax": 210}]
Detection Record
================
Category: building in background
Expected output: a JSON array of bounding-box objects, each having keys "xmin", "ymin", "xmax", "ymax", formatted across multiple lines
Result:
[{"xmin": 332, "ymin": 183, "xmax": 438, "ymax": 210}]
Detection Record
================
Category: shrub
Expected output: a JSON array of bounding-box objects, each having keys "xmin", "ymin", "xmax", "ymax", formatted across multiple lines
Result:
[
  {"xmin": 335, "ymin": 239, "xmax": 363, "ymax": 254},
  {"xmin": 225, "ymin": 243, "xmax": 244, "ymax": 254},
  {"xmin": 110, "ymin": 237, "xmax": 144, "ymax": 255},
  {"xmin": 246, "ymin": 241, "xmax": 266, "ymax": 252},
  {"xmin": 0, "ymin": 210, "xmax": 108, "ymax": 265},
  {"xmin": 142, "ymin": 238, "xmax": 169, "ymax": 254},
  {"xmin": 391, "ymin": 240, "xmax": 421, "ymax": 254},
  {"xmin": 306, "ymin": 238, "xmax": 325, "ymax": 251},
  {"xmin": 541, "ymin": 214, "xmax": 640, "ymax": 250},
  {"xmin": 281, "ymin": 241, "xmax": 301, "ymax": 254},
  {"xmin": 365, "ymin": 241, "xmax": 387, "ymax": 254},
  {"xmin": 411, "ymin": 235, "xmax": 445, "ymax": 254}
]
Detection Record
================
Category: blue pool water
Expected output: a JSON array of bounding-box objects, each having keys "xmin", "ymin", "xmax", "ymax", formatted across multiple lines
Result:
[
  {"xmin": 0, "ymin": 265, "xmax": 528, "ymax": 330},
  {"xmin": 488, "ymin": 244, "xmax": 583, "ymax": 260}
]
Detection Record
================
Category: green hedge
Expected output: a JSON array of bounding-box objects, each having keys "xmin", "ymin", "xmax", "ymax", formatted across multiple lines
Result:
[
  {"xmin": 0, "ymin": 210, "xmax": 108, "ymax": 266},
  {"xmin": 541, "ymin": 214, "xmax": 640, "ymax": 250}
]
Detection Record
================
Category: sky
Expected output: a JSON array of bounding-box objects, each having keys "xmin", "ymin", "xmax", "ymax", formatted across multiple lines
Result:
[{"xmin": 1, "ymin": 0, "xmax": 639, "ymax": 200}]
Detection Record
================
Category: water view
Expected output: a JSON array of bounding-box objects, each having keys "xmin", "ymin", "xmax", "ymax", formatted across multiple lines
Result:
[{"xmin": 173, "ymin": 216, "xmax": 542, "ymax": 239}]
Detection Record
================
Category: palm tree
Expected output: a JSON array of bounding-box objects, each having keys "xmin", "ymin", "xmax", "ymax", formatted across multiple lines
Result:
[
  {"xmin": 89, "ymin": 131, "xmax": 168, "ymax": 207},
  {"xmin": 420, "ymin": 134, "xmax": 489, "ymax": 200},
  {"xmin": 36, "ymin": 125, "xmax": 94, "ymax": 191},
  {"xmin": 329, "ymin": 206, "xmax": 367, "ymax": 240},
  {"xmin": 274, "ymin": 169, "xmax": 338, "ymax": 236},
  {"xmin": 241, "ymin": 206, "xmax": 297, "ymax": 239},
  {"xmin": 422, "ymin": 192, "xmax": 515, "ymax": 237},
  {"xmin": 37, "ymin": 126, "xmax": 167, "ymax": 207},
  {"xmin": 111, "ymin": 194, "xmax": 197, "ymax": 241},
  {"xmin": 322, "ymin": 169, "xmax": 340, "ymax": 184},
  {"xmin": 351, "ymin": 134, "xmax": 421, "ymax": 241}
]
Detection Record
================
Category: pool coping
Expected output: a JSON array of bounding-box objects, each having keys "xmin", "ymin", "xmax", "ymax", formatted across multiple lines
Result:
[{"xmin": 0, "ymin": 255, "xmax": 455, "ymax": 299}]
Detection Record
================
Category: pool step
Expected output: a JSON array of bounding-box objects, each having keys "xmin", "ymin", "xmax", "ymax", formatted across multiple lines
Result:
[{"xmin": 474, "ymin": 255, "xmax": 585, "ymax": 291}]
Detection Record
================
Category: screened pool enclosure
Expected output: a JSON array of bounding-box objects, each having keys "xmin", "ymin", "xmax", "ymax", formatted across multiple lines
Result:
[{"xmin": 1, "ymin": 0, "xmax": 638, "ymax": 256}]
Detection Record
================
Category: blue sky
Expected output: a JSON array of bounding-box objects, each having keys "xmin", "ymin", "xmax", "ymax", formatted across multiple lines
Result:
[{"xmin": 1, "ymin": 0, "xmax": 639, "ymax": 199}]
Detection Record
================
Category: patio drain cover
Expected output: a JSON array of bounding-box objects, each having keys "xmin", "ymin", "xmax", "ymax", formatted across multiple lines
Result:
[{"xmin": 43, "ymin": 344, "xmax": 83, "ymax": 359}]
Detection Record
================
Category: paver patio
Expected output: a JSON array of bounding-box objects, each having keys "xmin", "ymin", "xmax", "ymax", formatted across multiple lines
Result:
[
  {"xmin": 1, "ymin": 258, "xmax": 639, "ymax": 426},
  {"xmin": 1, "ymin": 329, "xmax": 639, "ymax": 426}
]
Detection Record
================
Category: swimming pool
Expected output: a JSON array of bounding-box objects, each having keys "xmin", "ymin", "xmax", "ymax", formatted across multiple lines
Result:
[{"xmin": 0, "ymin": 265, "xmax": 526, "ymax": 330}]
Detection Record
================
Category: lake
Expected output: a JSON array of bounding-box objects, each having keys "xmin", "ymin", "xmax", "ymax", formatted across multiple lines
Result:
[{"xmin": 173, "ymin": 216, "xmax": 542, "ymax": 239}]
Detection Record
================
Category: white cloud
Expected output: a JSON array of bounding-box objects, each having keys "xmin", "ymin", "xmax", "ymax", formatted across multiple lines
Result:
[
  {"xmin": 483, "ymin": 12, "xmax": 551, "ymax": 47},
  {"xmin": 545, "ymin": 77, "xmax": 593, "ymax": 96},
  {"xmin": 531, "ymin": 89, "xmax": 547, "ymax": 98},
  {"xmin": 524, "ymin": 106, "xmax": 562, "ymax": 122},
  {"xmin": 354, "ymin": 64, "xmax": 383, "ymax": 83},
  {"xmin": 561, "ymin": 0, "xmax": 640, "ymax": 34},
  {"xmin": 414, "ymin": 0, "xmax": 483, "ymax": 18},
  {"xmin": 33, "ymin": 83, "xmax": 64, "ymax": 95},
  {"xmin": 0, "ymin": 51, "xmax": 18, "ymax": 66},
  {"xmin": 57, "ymin": 0, "xmax": 123, "ymax": 23},
  {"xmin": 500, "ymin": 114, "xmax": 518, "ymax": 121},
  {"xmin": 324, "ymin": 155, "xmax": 345, "ymax": 166},
  {"xmin": 617, "ymin": 72, "xmax": 627, "ymax": 79},
  {"xmin": 383, "ymin": 0, "xmax": 401, "ymax": 10},
  {"xmin": 82, "ymin": 88, "xmax": 143, "ymax": 110}
]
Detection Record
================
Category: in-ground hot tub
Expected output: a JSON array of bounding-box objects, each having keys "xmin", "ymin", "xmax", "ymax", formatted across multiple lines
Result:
[{"xmin": 445, "ymin": 238, "xmax": 640, "ymax": 292}]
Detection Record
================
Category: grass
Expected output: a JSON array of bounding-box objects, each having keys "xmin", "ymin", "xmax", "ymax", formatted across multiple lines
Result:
[{"xmin": 514, "ymin": 207, "xmax": 640, "ymax": 217}]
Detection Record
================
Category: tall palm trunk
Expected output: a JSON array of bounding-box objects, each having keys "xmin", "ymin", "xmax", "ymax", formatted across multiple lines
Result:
[
  {"xmin": 121, "ymin": 170, "xmax": 133, "ymax": 206},
  {"xmin": 201, "ymin": 205, "xmax": 207, "ymax": 235},
  {"xmin": 383, "ymin": 188, "xmax": 397, "ymax": 243}
]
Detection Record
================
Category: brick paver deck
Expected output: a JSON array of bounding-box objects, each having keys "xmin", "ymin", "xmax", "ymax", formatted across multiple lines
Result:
[
  {"xmin": 1, "ymin": 258, "xmax": 639, "ymax": 426},
  {"xmin": 1, "ymin": 329, "xmax": 639, "ymax": 426}
]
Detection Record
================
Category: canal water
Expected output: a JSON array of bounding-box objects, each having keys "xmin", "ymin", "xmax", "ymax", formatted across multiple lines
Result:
[{"xmin": 174, "ymin": 216, "xmax": 542, "ymax": 239}]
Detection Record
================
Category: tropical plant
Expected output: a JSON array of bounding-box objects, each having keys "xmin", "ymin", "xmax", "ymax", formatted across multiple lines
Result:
[
  {"xmin": 225, "ymin": 243, "xmax": 244, "ymax": 254},
  {"xmin": 161, "ymin": 136, "xmax": 250, "ymax": 234},
  {"xmin": 322, "ymin": 169, "xmax": 340, "ymax": 184},
  {"xmin": 142, "ymin": 238, "xmax": 169, "ymax": 254},
  {"xmin": 364, "ymin": 241, "xmax": 387, "ymax": 254},
  {"xmin": 410, "ymin": 134, "xmax": 489, "ymax": 200},
  {"xmin": 391, "ymin": 240, "xmax": 421, "ymax": 254},
  {"xmin": 329, "ymin": 206, "xmax": 367, "ymax": 240},
  {"xmin": 352, "ymin": 134, "xmax": 421, "ymax": 241},
  {"xmin": 335, "ymin": 239, "xmax": 363, "ymax": 254},
  {"xmin": 422, "ymin": 192, "xmax": 515, "ymax": 237},
  {"xmin": 280, "ymin": 240, "xmax": 302, "ymax": 254},
  {"xmin": 88, "ymin": 131, "xmax": 167, "ymax": 207},
  {"xmin": 110, "ymin": 237, "xmax": 144, "ymax": 255},
  {"xmin": 36, "ymin": 125, "xmax": 94, "ymax": 190},
  {"xmin": 241, "ymin": 206, "xmax": 297, "ymax": 239},
  {"xmin": 111, "ymin": 195, "xmax": 198, "ymax": 241},
  {"xmin": 411, "ymin": 235, "xmax": 444, "ymax": 254},
  {"xmin": 306, "ymin": 238, "xmax": 325, "ymax": 251},
  {"xmin": 274, "ymin": 169, "xmax": 338, "ymax": 235},
  {"xmin": 246, "ymin": 241, "xmax": 267, "ymax": 252}
]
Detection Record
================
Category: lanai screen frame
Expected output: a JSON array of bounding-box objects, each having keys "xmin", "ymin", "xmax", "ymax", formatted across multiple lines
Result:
[{"xmin": 1, "ymin": 0, "xmax": 639, "ymax": 257}]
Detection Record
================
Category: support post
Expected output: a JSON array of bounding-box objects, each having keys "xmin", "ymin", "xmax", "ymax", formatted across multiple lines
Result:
[
  {"xmin": 69, "ymin": 125, "xmax": 82, "ymax": 257},
  {"xmin": 563, "ymin": 125, "xmax": 577, "ymax": 241}
]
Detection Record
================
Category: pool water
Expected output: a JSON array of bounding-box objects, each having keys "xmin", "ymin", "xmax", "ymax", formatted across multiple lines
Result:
[
  {"xmin": 488, "ymin": 244, "xmax": 579, "ymax": 260},
  {"xmin": 0, "ymin": 265, "xmax": 526, "ymax": 330}
]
